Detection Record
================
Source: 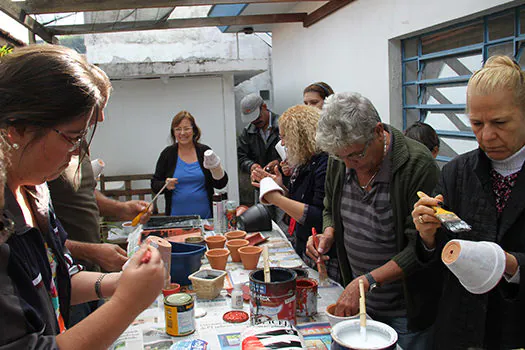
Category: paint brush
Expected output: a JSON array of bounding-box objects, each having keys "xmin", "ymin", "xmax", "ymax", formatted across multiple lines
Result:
[
  {"xmin": 131, "ymin": 182, "xmax": 169, "ymax": 226},
  {"xmin": 311, "ymin": 228, "xmax": 329, "ymax": 286},
  {"xmin": 359, "ymin": 279, "xmax": 367, "ymax": 341},
  {"xmin": 263, "ymin": 246, "xmax": 271, "ymax": 283},
  {"xmin": 417, "ymin": 191, "xmax": 471, "ymax": 233}
]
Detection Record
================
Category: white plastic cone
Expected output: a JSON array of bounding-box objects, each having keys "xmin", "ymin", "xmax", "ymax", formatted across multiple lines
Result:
[
  {"xmin": 259, "ymin": 177, "xmax": 284, "ymax": 205},
  {"xmin": 91, "ymin": 158, "xmax": 105, "ymax": 179},
  {"xmin": 442, "ymin": 239, "xmax": 506, "ymax": 294},
  {"xmin": 275, "ymin": 140, "xmax": 287, "ymax": 160}
]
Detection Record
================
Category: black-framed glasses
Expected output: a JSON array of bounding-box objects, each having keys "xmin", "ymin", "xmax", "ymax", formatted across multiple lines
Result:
[{"xmin": 336, "ymin": 140, "xmax": 371, "ymax": 161}]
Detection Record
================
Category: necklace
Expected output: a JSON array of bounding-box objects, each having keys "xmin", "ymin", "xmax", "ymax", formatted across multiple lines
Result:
[{"xmin": 360, "ymin": 133, "xmax": 388, "ymax": 190}]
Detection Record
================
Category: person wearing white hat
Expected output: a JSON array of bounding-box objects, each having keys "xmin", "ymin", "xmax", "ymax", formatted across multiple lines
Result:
[{"xmin": 237, "ymin": 93, "xmax": 282, "ymax": 179}]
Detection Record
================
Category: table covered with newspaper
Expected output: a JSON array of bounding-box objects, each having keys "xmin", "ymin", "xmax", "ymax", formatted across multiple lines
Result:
[{"xmin": 110, "ymin": 221, "xmax": 344, "ymax": 350}]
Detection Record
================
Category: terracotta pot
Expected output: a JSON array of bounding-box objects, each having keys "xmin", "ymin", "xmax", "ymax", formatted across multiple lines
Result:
[
  {"xmin": 205, "ymin": 235, "xmax": 226, "ymax": 249},
  {"xmin": 226, "ymin": 239, "xmax": 249, "ymax": 262},
  {"xmin": 225, "ymin": 230, "xmax": 247, "ymax": 241},
  {"xmin": 162, "ymin": 283, "xmax": 181, "ymax": 298},
  {"xmin": 238, "ymin": 246, "xmax": 262, "ymax": 270},
  {"xmin": 205, "ymin": 248, "xmax": 230, "ymax": 271}
]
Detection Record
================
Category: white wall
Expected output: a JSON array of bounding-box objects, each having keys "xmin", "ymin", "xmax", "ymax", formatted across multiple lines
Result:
[
  {"xmin": 271, "ymin": 0, "xmax": 517, "ymax": 124},
  {"xmin": 90, "ymin": 75, "xmax": 239, "ymax": 204}
]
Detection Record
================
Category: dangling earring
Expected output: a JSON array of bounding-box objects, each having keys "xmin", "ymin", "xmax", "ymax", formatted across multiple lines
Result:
[{"xmin": 12, "ymin": 143, "xmax": 19, "ymax": 150}]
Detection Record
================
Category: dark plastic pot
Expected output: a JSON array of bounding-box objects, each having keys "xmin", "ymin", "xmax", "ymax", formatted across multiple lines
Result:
[{"xmin": 237, "ymin": 204, "xmax": 272, "ymax": 232}]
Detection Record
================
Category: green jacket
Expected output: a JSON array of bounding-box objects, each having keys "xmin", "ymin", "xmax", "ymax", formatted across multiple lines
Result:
[{"xmin": 323, "ymin": 125, "xmax": 441, "ymax": 330}]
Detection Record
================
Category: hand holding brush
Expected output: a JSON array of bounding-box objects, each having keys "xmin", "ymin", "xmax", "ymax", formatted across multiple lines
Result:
[
  {"xmin": 416, "ymin": 191, "xmax": 471, "ymax": 233},
  {"xmin": 312, "ymin": 228, "xmax": 329, "ymax": 286}
]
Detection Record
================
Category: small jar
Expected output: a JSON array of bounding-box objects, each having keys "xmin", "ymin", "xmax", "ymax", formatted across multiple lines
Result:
[{"xmin": 231, "ymin": 283, "xmax": 243, "ymax": 309}]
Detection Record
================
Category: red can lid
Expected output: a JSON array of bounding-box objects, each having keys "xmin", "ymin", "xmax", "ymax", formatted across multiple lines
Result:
[{"xmin": 223, "ymin": 310, "xmax": 249, "ymax": 323}]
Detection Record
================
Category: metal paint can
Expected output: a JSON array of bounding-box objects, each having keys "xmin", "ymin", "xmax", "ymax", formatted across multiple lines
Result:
[
  {"xmin": 164, "ymin": 293, "xmax": 195, "ymax": 337},
  {"xmin": 296, "ymin": 278, "xmax": 318, "ymax": 317},
  {"xmin": 249, "ymin": 268, "xmax": 297, "ymax": 325}
]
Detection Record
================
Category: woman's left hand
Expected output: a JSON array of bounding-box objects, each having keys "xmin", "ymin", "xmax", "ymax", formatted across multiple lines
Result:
[
  {"xmin": 251, "ymin": 166, "xmax": 272, "ymax": 187},
  {"xmin": 251, "ymin": 165, "xmax": 284, "ymax": 189}
]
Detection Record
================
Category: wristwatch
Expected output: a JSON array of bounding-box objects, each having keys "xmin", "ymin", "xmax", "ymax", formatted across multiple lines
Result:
[{"xmin": 365, "ymin": 273, "xmax": 380, "ymax": 292}]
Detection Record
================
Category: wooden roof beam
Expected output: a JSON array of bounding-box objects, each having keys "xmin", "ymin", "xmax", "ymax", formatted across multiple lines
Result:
[
  {"xmin": 303, "ymin": 0, "xmax": 353, "ymax": 27},
  {"xmin": 24, "ymin": 0, "xmax": 326, "ymax": 15},
  {"xmin": 0, "ymin": 0, "xmax": 55, "ymax": 43},
  {"xmin": 47, "ymin": 12, "xmax": 306, "ymax": 35}
]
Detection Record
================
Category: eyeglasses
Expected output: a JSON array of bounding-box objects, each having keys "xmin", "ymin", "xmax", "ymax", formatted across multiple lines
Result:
[
  {"xmin": 0, "ymin": 214, "xmax": 14, "ymax": 244},
  {"xmin": 53, "ymin": 126, "xmax": 91, "ymax": 152},
  {"xmin": 174, "ymin": 127, "xmax": 193, "ymax": 134},
  {"xmin": 336, "ymin": 140, "xmax": 371, "ymax": 161}
]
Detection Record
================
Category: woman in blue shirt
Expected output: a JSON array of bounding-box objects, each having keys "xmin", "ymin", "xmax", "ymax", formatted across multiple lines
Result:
[{"xmin": 152, "ymin": 111, "xmax": 228, "ymax": 218}]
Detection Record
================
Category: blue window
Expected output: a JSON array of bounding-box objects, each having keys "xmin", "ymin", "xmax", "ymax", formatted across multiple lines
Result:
[{"xmin": 402, "ymin": 6, "xmax": 525, "ymax": 163}]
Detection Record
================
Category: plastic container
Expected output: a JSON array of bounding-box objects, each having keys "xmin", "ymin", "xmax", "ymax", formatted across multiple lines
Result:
[
  {"xmin": 170, "ymin": 242, "xmax": 206, "ymax": 285},
  {"xmin": 231, "ymin": 283, "xmax": 244, "ymax": 309},
  {"xmin": 331, "ymin": 319, "xmax": 398, "ymax": 350}
]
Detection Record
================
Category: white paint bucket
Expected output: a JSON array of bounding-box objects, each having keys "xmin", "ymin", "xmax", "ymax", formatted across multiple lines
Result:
[
  {"xmin": 331, "ymin": 319, "xmax": 398, "ymax": 350},
  {"xmin": 442, "ymin": 239, "xmax": 505, "ymax": 294}
]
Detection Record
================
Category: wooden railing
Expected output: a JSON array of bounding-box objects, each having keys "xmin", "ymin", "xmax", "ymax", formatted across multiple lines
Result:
[{"xmin": 98, "ymin": 173, "xmax": 161, "ymax": 214}]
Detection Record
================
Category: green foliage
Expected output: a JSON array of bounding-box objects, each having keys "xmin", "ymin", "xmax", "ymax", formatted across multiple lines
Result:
[{"xmin": 0, "ymin": 44, "xmax": 13, "ymax": 57}]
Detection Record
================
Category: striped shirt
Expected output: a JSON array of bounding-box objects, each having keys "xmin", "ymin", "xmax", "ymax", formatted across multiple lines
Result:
[{"xmin": 340, "ymin": 141, "xmax": 406, "ymax": 317}]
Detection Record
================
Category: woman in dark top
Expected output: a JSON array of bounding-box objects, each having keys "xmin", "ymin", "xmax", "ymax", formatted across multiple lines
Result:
[
  {"xmin": 151, "ymin": 111, "xmax": 228, "ymax": 217},
  {"xmin": 0, "ymin": 44, "xmax": 164, "ymax": 350},
  {"xmin": 252, "ymin": 105, "xmax": 340, "ymax": 282}
]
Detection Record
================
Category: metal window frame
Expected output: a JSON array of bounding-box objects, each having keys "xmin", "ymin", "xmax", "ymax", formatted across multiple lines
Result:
[{"xmin": 401, "ymin": 6, "xmax": 524, "ymax": 162}]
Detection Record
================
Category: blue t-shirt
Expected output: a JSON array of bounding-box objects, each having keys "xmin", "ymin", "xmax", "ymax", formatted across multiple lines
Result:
[{"xmin": 170, "ymin": 157, "xmax": 212, "ymax": 219}]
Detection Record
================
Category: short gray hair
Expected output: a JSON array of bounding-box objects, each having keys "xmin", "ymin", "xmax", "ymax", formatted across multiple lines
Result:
[{"xmin": 316, "ymin": 92, "xmax": 381, "ymax": 155}]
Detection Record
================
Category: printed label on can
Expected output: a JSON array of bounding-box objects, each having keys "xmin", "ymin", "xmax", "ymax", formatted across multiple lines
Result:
[{"xmin": 164, "ymin": 294, "xmax": 195, "ymax": 337}]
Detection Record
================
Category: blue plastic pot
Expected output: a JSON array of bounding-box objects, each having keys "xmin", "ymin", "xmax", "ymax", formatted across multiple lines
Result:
[{"xmin": 170, "ymin": 242, "xmax": 206, "ymax": 285}]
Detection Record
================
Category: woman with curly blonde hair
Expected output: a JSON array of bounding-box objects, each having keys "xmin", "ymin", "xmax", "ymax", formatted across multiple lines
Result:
[{"xmin": 252, "ymin": 105, "xmax": 340, "ymax": 282}]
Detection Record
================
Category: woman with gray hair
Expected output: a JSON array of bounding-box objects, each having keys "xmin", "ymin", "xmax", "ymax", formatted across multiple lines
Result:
[{"xmin": 307, "ymin": 92, "xmax": 440, "ymax": 349}]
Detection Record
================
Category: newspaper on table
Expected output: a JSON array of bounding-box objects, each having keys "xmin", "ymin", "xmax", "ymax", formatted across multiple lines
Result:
[{"xmin": 112, "ymin": 221, "xmax": 343, "ymax": 349}]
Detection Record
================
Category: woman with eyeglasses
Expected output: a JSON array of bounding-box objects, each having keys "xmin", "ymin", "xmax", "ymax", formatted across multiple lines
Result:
[
  {"xmin": 0, "ymin": 44, "xmax": 164, "ymax": 349},
  {"xmin": 151, "ymin": 111, "xmax": 228, "ymax": 218},
  {"xmin": 251, "ymin": 105, "xmax": 340, "ymax": 282}
]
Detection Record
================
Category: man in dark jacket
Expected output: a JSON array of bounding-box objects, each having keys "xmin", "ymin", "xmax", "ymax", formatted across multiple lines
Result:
[{"xmin": 237, "ymin": 93, "xmax": 282, "ymax": 176}]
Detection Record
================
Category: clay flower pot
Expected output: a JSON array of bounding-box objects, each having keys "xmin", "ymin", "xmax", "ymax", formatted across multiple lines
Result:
[
  {"xmin": 162, "ymin": 283, "xmax": 181, "ymax": 298},
  {"xmin": 226, "ymin": 239, "xmax": 249, "ymax": 262},
  {"xmin": 238, "ymin": 246, "xmax": 262, "ymax": 270},
  {"xmin": 205, "ymin": 235, "xmax": 226, "ymax": 249},
  {"xmin": 205, "ymin": 248, "xmax": 230, "ymax": 270},
  {"xmin": 225, "ymin": 230, "xmax": 247, "ymax": 241}
]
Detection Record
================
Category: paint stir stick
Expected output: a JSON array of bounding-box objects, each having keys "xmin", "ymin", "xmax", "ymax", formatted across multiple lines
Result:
[
  {"xmin": 131, "ymin": 182, "xmax": 168, "ymax": 226},
  {"xmin": 311, "ymin": 228, "xmax": 329, "ymax": 286},
  {"xmin": 263, "ymin": 246, "xmax": 271, "ymax": 283},
  {"xmin": 359, "ymin": 279, "xmax": 367, "ymax": 341}
]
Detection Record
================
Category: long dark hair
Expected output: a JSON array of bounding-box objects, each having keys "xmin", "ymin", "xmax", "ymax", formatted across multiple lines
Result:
[{"xmin": 0, "ymin": 45, "xmax": 101, "ymax": 132}]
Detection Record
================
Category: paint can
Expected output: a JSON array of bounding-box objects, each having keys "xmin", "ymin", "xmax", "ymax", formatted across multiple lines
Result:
[
  {"xmin": 249, "ymin": 268, "xmax": 297, "ymax": 325},
  {"xmin": 164, "ymin": 293, "xmax": 195, "ymax": 337},
  {"xmin": 296, "ymin": 278, "xmax": 318, "ymax": 317},
  {"xmin": 331, "ymin": 319, "xmax": 398, "ymax": 350}
]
